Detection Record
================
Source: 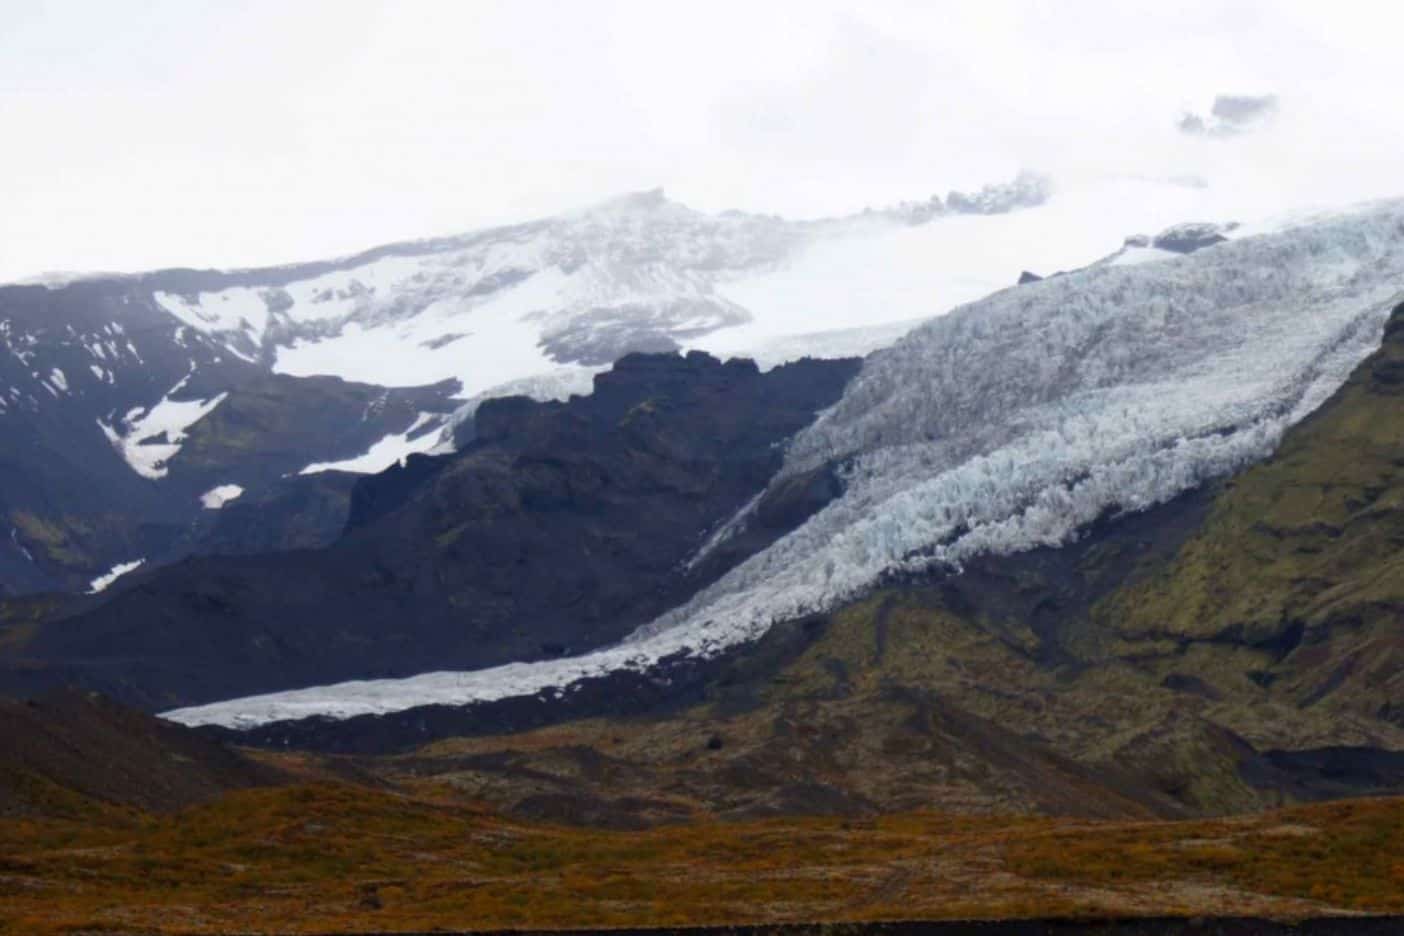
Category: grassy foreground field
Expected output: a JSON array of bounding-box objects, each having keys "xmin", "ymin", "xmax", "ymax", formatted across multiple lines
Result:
[{"xmin": 1, "ymin": 782, "xmax": 1401, "ymax": 934}]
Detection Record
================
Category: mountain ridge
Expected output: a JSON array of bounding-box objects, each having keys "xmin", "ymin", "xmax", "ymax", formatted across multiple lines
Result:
[
  {"xmin": 154, "ymin": 200, "xmax": 1404, "ymax": 732},
  {"xmin": 0, "ymin": 351, "xmax": 861, "ymax": 710}
]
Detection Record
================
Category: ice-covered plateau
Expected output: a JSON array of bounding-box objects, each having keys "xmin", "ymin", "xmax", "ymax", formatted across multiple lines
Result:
[
  {"xmin": 163, "ymin": 201, "xmax": 1404, "ymax": 730},
  {"xmin": 141, "ymin": 179, "xmax": 1000, "ymax": 393},
  {"xmin": 2, "ymin": 172, "xmax": 1250, "ymax": 480},
  {"xmin": 135, "ymin": 172, "xmax": 1205, "ymax": 421}
]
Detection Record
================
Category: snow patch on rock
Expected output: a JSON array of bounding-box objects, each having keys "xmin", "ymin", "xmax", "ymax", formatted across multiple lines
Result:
[
  {"xmin": 298, "ymin": 413, "xmax": 443, "ymax": 475},
  {"xmin": 87, "ymin": 559, "xmax": 145, "ymax": 594},
  {"xmin": 200, "ymin": 484, "xmax": 245, "ymax": 509},
  {"xmin": 99, "ymin": 373, "xmax": 228, "ymax": 480}
]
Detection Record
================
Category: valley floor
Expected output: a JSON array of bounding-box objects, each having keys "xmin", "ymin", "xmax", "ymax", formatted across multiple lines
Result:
[{"xmin": 1, "ymin": 779, "xmax": 1401, "ymax": 935}]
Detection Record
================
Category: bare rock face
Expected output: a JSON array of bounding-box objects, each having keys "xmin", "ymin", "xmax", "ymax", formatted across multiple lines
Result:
[
  {"xmin": 1151, "ymin": 221, "xmax": 1239, "ymax": 254},
  {"xmin": 945, "ymin": 170, "xmax": 1053, "ymax": 215}
]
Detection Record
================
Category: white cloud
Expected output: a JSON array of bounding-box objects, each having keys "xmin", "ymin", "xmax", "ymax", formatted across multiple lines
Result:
[{"xmin": 3, "ymin": 0, "xmax": 1404, "ymax": 282}]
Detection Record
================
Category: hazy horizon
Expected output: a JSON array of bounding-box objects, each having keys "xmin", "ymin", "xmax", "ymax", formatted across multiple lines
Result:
[{"xmin": 4, "ymin": 0, "xmax": 1403, "ymax": 282}]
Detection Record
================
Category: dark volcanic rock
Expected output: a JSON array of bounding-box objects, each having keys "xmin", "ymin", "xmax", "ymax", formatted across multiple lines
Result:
[
  {"xmin": 344, "ymin": 452, "xmax": 451, "ymax": 534},
  {"xmin": 1152, "ymin": 222, "xmax": 1237, "ymax": 254},
  {"xmin": 1, "ymin": 352, "xmax": 861, "ymax": 710}
]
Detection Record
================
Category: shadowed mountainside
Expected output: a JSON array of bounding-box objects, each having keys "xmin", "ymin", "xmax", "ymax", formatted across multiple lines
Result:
[{"xmin": 0, "ymin": 352, "xmax": 861, "ymax": 709}]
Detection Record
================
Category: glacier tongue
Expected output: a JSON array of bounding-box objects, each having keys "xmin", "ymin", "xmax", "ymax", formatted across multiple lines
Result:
[
  {"xmin": 163, "ymin": 200, "xmax": 1404, "ymax": 730},
  {"xmin": 636, "ymin": 201, "xmax": 1404, "ymax": 645}
]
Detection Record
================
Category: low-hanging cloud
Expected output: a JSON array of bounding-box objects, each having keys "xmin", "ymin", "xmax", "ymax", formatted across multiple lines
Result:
[{"xmin": 1179, "ymin": 94, "xmax": 1280, "ymax": 138}]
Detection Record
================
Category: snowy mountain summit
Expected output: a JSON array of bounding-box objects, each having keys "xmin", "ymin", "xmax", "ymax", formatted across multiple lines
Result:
[{"xmin": 150, "ymin": 172, "xmax": 1056, "ymax": 401}]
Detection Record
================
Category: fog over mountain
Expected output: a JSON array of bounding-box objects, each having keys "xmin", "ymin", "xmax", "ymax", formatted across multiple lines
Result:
[{"xmin": 5, "ymin": 0, "xmax": 1404, "ymax": 284}]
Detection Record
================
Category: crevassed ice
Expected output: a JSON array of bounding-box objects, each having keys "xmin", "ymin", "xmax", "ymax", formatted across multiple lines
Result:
[
  {"xmin": 637, "ymin": 201, "xmax": 1403, "ymax": 643},
  {"xmin": 163, "ymin": 201, "xmax": 1404, "ymax": 729}
]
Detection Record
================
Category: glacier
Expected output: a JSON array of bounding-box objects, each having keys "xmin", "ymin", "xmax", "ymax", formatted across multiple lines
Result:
[{"xmin": 163, "ymin": 199, "xmax": 1404, "ymax": 730}]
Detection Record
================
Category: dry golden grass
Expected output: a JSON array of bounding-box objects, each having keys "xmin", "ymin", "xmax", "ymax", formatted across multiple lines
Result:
[
  {"xmin": 1007, "ymin": 797, "xmax": 1404, "ymax": 913},
  {"xmin": 0, "ymin": 783, "xmax": 1400, "ymax": 934}
]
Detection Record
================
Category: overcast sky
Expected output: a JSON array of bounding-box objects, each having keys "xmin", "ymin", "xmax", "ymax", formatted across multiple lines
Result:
[{"xmin": 2, "ymin": 0, "xmax": 1402, "ymax": 281}]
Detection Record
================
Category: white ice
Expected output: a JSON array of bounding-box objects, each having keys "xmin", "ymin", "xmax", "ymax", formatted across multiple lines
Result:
[
  {"xmin": 87, "ymin": 559, "xmax": 145, "ymax": 594},
  {"xmin": 298, "ymin": 413, "xmax": 442, "ymax": 475}
]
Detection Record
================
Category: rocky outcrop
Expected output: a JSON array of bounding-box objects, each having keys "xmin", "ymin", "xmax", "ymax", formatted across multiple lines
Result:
[
  {"xmin": 945, "ymin": 170, "xmax": 1053, "ymax": 215},
  {"xmin": 1151, "ymin": 221, "xmax": 1238, "ymax": 254}
]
